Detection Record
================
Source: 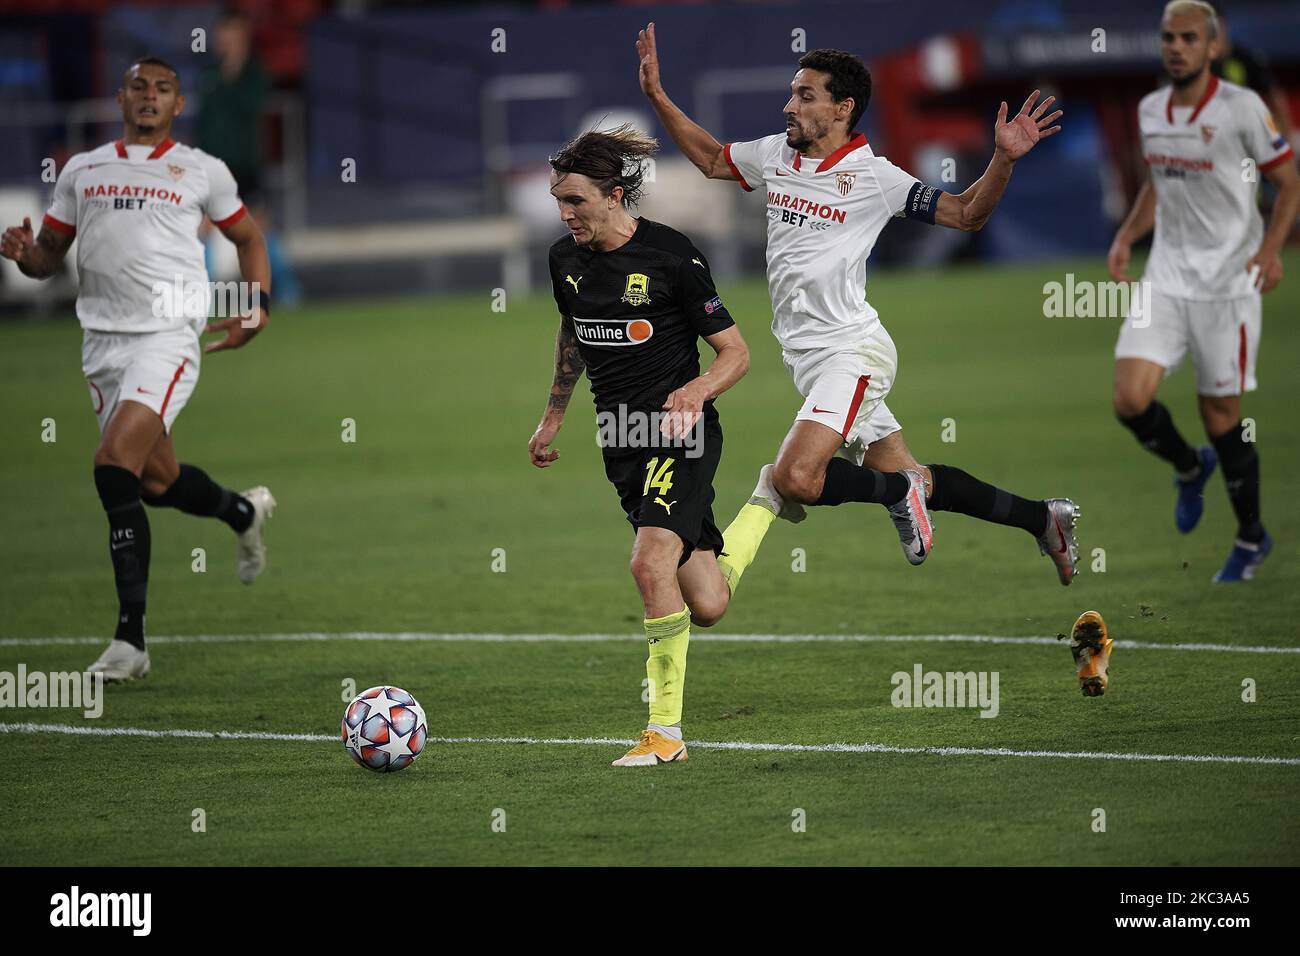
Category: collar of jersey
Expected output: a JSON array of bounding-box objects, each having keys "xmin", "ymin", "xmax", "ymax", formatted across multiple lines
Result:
[
  {"xmin": 114, "ymin": 138, "xmax": 178, "ymax": 160},
  {"xmin": 791, "ymin": 132, "xmax": 869, "ymax": 173},
  {"xmin": 1164, "ymin": 74, "xmax": 1219, "ymax": 125}
]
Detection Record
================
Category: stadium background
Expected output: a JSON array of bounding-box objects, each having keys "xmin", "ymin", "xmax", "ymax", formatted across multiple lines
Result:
[
  {"xmin": 1, "ymin": 0, "xmax": 1298, "ymax": 867},
  {"xmin": 3, "ymin": 0, "xmax": 1298, "ymax": 306}
]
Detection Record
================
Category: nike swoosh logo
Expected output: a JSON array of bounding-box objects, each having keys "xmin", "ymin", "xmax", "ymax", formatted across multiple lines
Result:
[
  {"xmin": 775, "ymin": 169, "xmax": 790, "ymax": 176},
  {"xmin": 136, "ymin": 387, "xmax": 155, "ymax": 395},
  {"xmin": 1052, "ymin": 514, "xmax": 1068, "ymax": 555},
  {"xmin": 811, "ymin": 406, "xmax": 837, "ymax": 415}
]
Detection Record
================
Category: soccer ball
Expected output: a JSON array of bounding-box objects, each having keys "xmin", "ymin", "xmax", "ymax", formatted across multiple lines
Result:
[{"xmin": 342, "ymin": 685, "xmax": 428, "ymax": 773}]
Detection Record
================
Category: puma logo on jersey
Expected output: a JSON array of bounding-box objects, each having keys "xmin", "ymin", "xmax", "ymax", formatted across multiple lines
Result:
[
  {"xmin": 565, "ymin": 275, "xmax": 582, "ymax": 293},
  {"xmin": 691, "ymin": 257, "xmax": 704, "ymax": 268},
  {"xmin": 654, "ymin": 497, "xmax": 677, "ymax": 514}
]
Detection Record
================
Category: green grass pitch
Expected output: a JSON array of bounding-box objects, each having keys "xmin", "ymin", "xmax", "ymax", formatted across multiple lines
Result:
[{"xmin": 1, "ymin": 254, "xmax": 1297, "ymax": 865}]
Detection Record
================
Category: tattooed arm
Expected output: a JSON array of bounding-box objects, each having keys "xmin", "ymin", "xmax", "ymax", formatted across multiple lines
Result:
[
  {"xmin": 0, "ymin": 218, "xmax": 74, "ymax": 279},
  {"xmin": 528, "ymin": 315, "xmax": 587, "ymax": 469}
]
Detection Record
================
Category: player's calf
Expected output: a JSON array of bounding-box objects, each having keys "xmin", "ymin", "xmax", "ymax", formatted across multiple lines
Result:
[{"xmin": 90, "ymin": 464, "xmax": 151, "ymax": 664}]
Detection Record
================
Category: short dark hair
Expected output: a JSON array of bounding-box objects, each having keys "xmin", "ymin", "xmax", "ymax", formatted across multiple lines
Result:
[
  {"xmin": 797, "ymin": 49, "xmax": 872, "ymax": 130},
  {"xmin": 549, "ymin": 124, "xmax": 659, "ymax": 208},
  {"xmin": 127, "ymin": 56, "xmax": 181, "ymax": 88}
]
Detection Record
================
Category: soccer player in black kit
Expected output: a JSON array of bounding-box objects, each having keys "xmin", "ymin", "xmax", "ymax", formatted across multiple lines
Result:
[{"xmin": 530, "ymin": 126, "xmax": 774, "ymax": 766}]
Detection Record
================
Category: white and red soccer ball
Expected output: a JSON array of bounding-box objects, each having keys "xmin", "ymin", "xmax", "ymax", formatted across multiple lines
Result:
[{"xmin": 342, "ymin": 685, "xmax": 428, "ymax": 773}]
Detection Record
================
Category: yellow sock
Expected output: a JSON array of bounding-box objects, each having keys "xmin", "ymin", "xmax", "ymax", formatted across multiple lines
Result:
[
  {"xmin": 645, "ymin": 605, "xmax": 690, "ymax": 727},
  {"xmin": 716, "ymin": 502, "xmax": 777, "ymax": 595}
]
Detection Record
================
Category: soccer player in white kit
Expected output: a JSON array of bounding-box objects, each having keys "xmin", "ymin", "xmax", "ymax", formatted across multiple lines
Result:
[
  {"xmin": 636, "ymin": 25, "xmax": 1082, "ymax": 585},
  {"xmin": 0, "ymin": 58, "xmax": 277, "ymax": 679},
  {"xmin": 1109, "ymin": 1, "xmax": 1298, "ymax": 582}
]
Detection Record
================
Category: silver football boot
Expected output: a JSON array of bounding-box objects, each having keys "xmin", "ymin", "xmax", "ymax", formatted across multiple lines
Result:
[
  {"xmin": 1037, "ymin": 498, "xmax": 1080, "ymax": 586},
  {"xmin": 886, "ymin": 469, "xmax": 934, "ymax": 566}
]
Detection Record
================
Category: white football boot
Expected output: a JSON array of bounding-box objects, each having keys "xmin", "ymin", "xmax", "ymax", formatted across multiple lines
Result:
[
  {"xmin": 751, "ymin": 463, "xmax": 807, "ymax": 523},
  {"xmin": 87, "ymin": 639, "xmax": 151, "ymax": 682},
  {"xmin": 236, "ymin": 486, "xmax": 277, "ymax": 584}
]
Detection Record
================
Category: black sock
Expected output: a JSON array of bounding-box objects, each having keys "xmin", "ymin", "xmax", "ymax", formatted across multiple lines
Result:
[
  {"xmin": 1119, "ymin": 401, "xmax": 1198, "ymax": 475},
  {"xmin": 1211, "ymin": 423, "xmax": 1263, "ymax": 543},
  {"xmin": 142, "ymin": 464, "xmax": 253, "ymax": 533},
  {"xmin": 927, "ymin": 464, "xmax": 1049, "ymax": 536},
  {"xmin": 93, "ymin": 465, "xmax": 150, "ymax": 650},
  {"xmin": 814, "ymin": 457, "xmax": 910, "ymax": 506}
]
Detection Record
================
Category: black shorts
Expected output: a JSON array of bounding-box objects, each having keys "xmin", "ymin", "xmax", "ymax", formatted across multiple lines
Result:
[{"xmin": 601, "ymin": 408, "xmax": 724, "ymax": 566}]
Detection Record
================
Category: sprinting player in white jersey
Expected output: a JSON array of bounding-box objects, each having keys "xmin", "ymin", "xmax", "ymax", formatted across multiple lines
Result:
[
  {"xmin": 0, "ymin": 57, "xmax": 277, "ymax": 679},
  {"xmin": 635, "ymin": 25, "xmax": 1081, "ymax": 585},
  {"xmin": 1109, "ymin": 1, "xmax": 1298, "ymax": 582}
]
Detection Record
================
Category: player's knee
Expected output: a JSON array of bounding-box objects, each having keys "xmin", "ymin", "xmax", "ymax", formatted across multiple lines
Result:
[
  {"xmin": 628, "ymin": 541, "xmax": 677, "ymax": 592},
  {"xmin": 1113, "ymin": 385, "xmax": 1151, "ymax": 421},
  {"xmin": 92, "ymin": 442, "xmax": 133, "ymax": 472},
  {"xmin": 1198, "ymin": 398, "xmax": 1237, "ymax": 435},
  {"xmin": 140, "ymin": 460, "xmax": 179, "ymax": 498},
  {"xmin": 772, "ymin": 459, "xmax": 821, "ymax": 504},
  {"xmin": 689, "ymin": 592, "xmax": 728, "ymax": 628},
  {"xmin": 139, "ymin": 473, "xmax": 174, "ymax": 499}
]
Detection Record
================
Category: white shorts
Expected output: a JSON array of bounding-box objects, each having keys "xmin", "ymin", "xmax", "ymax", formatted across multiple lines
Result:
[
  {"xmin": 1114, "ymin": 290, "xmax": 1261, "ymax": 396},
  {"xmin": 81, "ymin": 326, "xmax": 201, "ymax": 434},
  {"xmin": 783, "ymin": 323, "xmax": 902, "ymax": 465}
]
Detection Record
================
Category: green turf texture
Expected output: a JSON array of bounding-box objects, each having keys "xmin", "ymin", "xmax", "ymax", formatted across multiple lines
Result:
[{"xmin": 1, "ymin": 255, "xmax": 1297, "ymax": 865}]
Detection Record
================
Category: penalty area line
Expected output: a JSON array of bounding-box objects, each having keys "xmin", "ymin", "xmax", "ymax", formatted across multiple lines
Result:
[
  {"xmin": 1, "ymin": 632, "xmax": 1297, "ymax": 654},
  {"xmin": 1, "ymin": 722, "xmax": 1297, "ymax": 767}
]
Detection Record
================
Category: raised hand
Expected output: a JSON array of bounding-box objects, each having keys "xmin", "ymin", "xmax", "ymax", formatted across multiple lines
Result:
[
  {"xmin": 635, "ymin": 22, "xmax": 663, "ymax": 98},
  {"xmin": 995, "ymin": 90, "xmax": 1063, "ymax": 162}
]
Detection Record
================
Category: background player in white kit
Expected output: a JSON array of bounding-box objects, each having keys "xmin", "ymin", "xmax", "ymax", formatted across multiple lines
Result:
[
  {"xmin": 1109, "ymin": 1, "xmax": 1298, "ymax": 582},
  {"xmin": 636, "ymin": 25, "xmax": 1081, "ymax": 585},
  {"xmin": 0, "ymin": 58, "xmax": 276, "ymax": 679}
]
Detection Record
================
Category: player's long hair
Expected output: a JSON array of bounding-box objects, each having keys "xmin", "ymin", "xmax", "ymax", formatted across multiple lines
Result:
[{"xmin": 549, "ymin": 124, "xmax": 659, "ymax": 208}]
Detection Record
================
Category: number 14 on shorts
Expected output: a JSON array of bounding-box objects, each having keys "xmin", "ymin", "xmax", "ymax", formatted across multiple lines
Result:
[{"xmin": 643, "ymin": 457, "xmax": 676, "ymax": 512}]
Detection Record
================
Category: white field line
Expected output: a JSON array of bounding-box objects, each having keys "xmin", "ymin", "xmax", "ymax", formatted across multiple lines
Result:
[
  {"xmin": 0, "ymin": 632, "xmax": 1297, "ymax": 654},
  {"xmin": 2, "ymin": 721, "xmax": 1297, "ymax": 767}
]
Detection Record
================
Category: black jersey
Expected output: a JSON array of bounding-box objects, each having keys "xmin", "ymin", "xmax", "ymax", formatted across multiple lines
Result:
[{"xmin": 549, "ymin": 217, "xmax": 735, "ymax": 413}]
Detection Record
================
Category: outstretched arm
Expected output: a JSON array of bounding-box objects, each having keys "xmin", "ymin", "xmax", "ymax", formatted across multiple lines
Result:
[
  {"xmin": 934, "ymin": 90, "xmax": 1063, "ymax": 232},
  {"xmin": 1, "ymin": 217, "xmax": 74, "ymax": 279},
  {"xmin": 529, "ymin": 315, "xmax": 587, "ymax": 468},
  {"xmin": 636, "ymin": 22, "xmax": 736, "ymax": 181}
]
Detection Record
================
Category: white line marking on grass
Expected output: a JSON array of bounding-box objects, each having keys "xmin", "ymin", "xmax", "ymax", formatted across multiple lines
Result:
[
  {"xmin": 1, "ymin": 632, "xmax": 1297, "ymax": 654},
  {"xmin": 3, "ymin": 722, "xmax": 1297, "ymax": 767}
]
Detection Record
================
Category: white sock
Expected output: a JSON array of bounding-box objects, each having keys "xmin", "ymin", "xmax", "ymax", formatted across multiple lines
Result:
[{"xmin": 648, "ymin": 723, "xmax": 682, "ymax": 741}]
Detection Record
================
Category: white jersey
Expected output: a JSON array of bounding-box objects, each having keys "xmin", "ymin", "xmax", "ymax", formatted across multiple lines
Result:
[
  {"xmin": 724, "ymin": 132, "xmax": 921, "ymax": 351},
  {"xmin": 43, "ymin": 139, "xmax": 246, "ymax": 333},
  {"xmin": 1139, "ymin": 76, "xmax": 1294, "ymax": 300}
]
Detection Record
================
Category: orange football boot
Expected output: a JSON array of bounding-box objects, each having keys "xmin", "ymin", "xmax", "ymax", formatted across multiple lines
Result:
[
  {"xmin": 1069, "ymin": 610, "xmax": 1114, "ymax": 697},
  {"xmin": 611, "ymin": 729, "xmax": 689, "ymax": 766}
]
